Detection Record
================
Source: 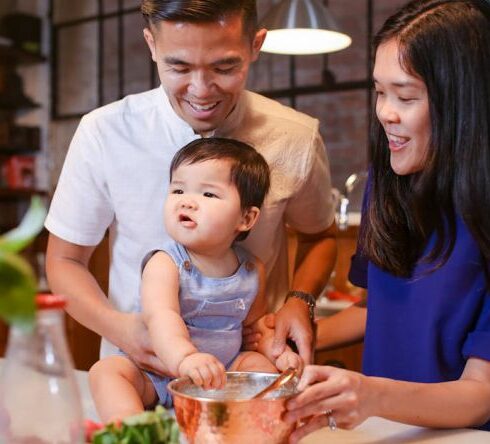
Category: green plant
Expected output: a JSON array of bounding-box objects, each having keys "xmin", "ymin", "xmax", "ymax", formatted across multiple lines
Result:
[{"xmin": 0, "ymin": 197, "xmax": 47, "ymax": 327}]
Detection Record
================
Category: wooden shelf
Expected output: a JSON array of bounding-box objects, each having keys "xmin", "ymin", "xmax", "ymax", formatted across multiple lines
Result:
[
  {"xmin": 0, "ymin": 44, "xmax": 46, "ymax": 65},
  {"xmin": 0, "ymin": 188, "xmax": 47, "ymax": 200},
  {"xmin": 0, "ymin": 147, "xmax": 41, "ymax": 156}
]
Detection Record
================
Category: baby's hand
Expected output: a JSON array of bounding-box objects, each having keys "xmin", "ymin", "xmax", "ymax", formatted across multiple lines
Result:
[
  {"xmin": 275, "ymin": 349, "xmax": 304, "ymax": 374},
  {"xmin": 178, "ymin": 353, "xmax": 226, "ymax": 390}
]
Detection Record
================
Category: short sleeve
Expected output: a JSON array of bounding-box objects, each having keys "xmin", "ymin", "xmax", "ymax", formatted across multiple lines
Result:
[
  {"xmin": 44, "ymin": 115, "xmax": 114, "ymax": 246},
  {"xmin": 463, "ymin": 288, "xmax": 490, "ymax": 361},
  {"xmin": 285, "ymin": 131, "xmax": 336, "ymax": 233}
]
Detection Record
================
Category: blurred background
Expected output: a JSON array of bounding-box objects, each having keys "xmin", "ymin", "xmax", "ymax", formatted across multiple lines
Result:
[{"xmin": 0, "ymin": 0, "xmax": 406, "ymax": 369}]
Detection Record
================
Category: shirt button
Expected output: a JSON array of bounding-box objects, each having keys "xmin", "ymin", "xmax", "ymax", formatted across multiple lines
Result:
[
  {"xmin": 183, "ymin": 260, "xmax": 192, "ymax": 271},
  {"xmin": 236, "ymin": 299, "xmax": 246, "ymax": 310}
]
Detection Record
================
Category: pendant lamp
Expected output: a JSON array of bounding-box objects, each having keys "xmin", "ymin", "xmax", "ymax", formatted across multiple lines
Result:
[{"xmin": 260, "ymin": 0, "xmax": 352, "ymax": 55}]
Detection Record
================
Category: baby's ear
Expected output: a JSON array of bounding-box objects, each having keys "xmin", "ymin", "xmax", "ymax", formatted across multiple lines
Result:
[{"xmin": 238, "ymin": 206, "xmax": 261, "ymax": 233}]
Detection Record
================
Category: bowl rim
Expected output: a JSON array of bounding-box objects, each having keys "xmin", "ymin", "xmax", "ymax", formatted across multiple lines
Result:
[{"xmin": 167, "ymin": 371, "xmax": 296, "ymax": 403}]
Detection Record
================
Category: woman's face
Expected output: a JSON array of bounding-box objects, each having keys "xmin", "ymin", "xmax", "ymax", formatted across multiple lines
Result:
[{"xmin": 373, "ymin": 39, "xmax": 431, "ymax": 175}]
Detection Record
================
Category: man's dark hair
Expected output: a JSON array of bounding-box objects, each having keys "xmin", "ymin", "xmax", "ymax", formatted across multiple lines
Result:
[
  {"xmin": 169, "ymin": 137, "xmax": 270, "ymax": 241},
  {"xmin": 141, "ymin": 0, "xmax": 258, "ymax": 40}
]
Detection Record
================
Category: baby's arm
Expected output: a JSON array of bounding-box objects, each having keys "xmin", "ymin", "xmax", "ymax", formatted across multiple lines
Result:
[
  {"xmin": 243, "ymin": 258, "xmax": 303, "ymax": 372},
  {"xmin": 141, "ymin": 252, "xmax": 225, "ymax": 388}
]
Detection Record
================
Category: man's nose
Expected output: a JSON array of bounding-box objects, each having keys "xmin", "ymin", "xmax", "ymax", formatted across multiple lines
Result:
[{"xmin": 188, "ymin": 71, "xmax": 215, "ymax": 98}]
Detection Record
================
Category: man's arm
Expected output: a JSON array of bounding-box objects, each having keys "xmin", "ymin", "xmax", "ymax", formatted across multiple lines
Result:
[
  {"xmin": 46, "ymin": 233, "xmax": 166, "ymax": 373},
  {"xmin": 272, "ymin": 221, "xmax": 337, "ymax": 364}
]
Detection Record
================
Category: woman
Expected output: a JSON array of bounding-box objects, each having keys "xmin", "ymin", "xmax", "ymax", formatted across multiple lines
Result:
[{"xmin": 285, "ymin": 0, "xmax": 490, "ymax": 441}]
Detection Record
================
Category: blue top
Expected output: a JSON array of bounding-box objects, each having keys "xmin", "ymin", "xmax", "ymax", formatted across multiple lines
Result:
[{"xmin": 349, "ymin": 178, "xmax": 490, "ymax": 431}]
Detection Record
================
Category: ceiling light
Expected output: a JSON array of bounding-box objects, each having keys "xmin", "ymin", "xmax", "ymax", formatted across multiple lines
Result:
[{"xmin": 260, "ymin": 0, "xmax": 352, "ymax": 55}]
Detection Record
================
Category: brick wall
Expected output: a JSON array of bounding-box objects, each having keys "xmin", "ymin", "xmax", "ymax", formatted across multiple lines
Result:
[{"xmin": 49, "ymin": 0, "xmax": 408, "ymax": 192}]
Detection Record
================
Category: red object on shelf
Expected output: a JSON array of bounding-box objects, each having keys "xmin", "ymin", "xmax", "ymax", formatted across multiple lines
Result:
[
  {"xmin": 1, "ymin": 154, "xmax": 35, "ymax": 188},
  {"xmin": 326, "ymin": 290, "xmax": 362, "ymax": 304}
]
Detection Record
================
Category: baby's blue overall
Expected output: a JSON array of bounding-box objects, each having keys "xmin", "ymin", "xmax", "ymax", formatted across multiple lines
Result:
[{"xmin": 140, "ymin": 240, "xmax": 259, "ymax": 407}]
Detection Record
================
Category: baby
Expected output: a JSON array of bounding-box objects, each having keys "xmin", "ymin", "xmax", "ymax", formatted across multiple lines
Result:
[{"xmin": 89, "ymin": 137, "xmax": 302, "ymax": 422}]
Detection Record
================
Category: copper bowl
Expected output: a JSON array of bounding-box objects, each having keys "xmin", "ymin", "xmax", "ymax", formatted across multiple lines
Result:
[{"xmin": 168, "ymin": 371, "xmax": 298, "ymax": 444}]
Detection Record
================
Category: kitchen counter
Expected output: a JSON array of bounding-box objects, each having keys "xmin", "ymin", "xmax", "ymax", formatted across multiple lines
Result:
[
  {"xmin": 74, "ymin": 363, "xmax": 490, "ymax": 443},
  {"xmin": 1, "ymin": 359, "xmax": 488, "ymax": 443},
  {"xmin": 301, "ymin": 417, "xmax": 489, "ymax": 443}
]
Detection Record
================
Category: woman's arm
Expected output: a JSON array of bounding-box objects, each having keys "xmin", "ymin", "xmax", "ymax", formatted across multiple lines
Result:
[{"xmin": 285, "ymin": 358, "xmax": 490, "ymax": 443}]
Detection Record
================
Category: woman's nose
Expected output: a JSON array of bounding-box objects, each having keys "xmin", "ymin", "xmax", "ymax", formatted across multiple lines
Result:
[{"xmin": 377, "ymin": 99, "xmax": 400, "ymax": 124}]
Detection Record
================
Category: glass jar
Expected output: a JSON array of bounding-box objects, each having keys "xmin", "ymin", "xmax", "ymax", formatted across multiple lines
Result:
[{"xmin": 0, "ymin": 294, "xmax": 84, "ymax": 443}]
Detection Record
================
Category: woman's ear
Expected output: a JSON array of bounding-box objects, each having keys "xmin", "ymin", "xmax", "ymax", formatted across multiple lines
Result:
[{"xmin": 238, "ymin": 206, "xmax": 261, "ymax": 233}]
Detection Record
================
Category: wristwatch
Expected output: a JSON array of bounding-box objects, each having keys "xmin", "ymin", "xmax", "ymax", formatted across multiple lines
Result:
[{"xmin": 285, "ymin": 290, "xmax": 316, "ymax": 321}]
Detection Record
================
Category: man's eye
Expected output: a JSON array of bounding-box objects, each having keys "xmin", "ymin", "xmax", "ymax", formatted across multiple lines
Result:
[
  {"xmin": 215, "ymin": 66, "xmax": 235, "ymax": 74},
  {"xmin": 169, "ymin": 66, "xmax": 189, "ymax": 74},
  {"xmin": 171, "ymin": 189, "xmax": 184, "ymax": 194},
  {"xmin": 203, "ymin": 192, "xmax": 217, "ymax": 198}
]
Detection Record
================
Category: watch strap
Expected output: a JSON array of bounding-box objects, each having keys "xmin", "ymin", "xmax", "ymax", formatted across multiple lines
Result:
[{"xmin": 285, "ymin": 290, "xmax": 316, "ymax": 321}]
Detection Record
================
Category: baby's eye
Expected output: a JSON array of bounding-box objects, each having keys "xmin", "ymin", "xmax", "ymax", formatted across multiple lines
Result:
[
  {"xmin": 171, "ymin": 189, "xmax": 184, "ymax": 194},
  {"xmin": 203, "ymin": 192, "xmax": 218, "ymax": 198}
]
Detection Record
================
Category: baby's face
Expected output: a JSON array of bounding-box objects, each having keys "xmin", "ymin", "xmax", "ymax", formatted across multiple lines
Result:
[{"xmin": 165, "ymin": 159, "xmax": 247, "ymax": 252}]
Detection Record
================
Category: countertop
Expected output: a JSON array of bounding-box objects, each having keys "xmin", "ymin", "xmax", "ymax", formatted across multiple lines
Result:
[
  {"xmin": 1, "ymin": 359, "xmax": 488, "ymax": 443},
  {"xmin": 75, "ymin": 363, "xmax": 490, "ymax": 443}
]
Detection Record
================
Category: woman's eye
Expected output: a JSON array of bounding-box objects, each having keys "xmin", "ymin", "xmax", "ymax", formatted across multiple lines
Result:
[
  {"xmin": 171, "ymin": 189, "xmax": 183, "ymax": 194},
  {"xmin": 203, "ymin": 192, "xmax": 217, "ymax": 198},
  {"xmin": 399, "ymin": 97, "xmax": 415, "ymax": 102}
]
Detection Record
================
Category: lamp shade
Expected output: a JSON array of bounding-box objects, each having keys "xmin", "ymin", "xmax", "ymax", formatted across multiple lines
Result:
[{"xmin": 260, "ymin": 0, "xmax": 352, "ymax": 55}]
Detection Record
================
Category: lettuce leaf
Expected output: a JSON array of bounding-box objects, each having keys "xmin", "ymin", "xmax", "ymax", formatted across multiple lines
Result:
[{"xmin": 92, "ymin": 406, "xmax": 180, "ymax": 444}]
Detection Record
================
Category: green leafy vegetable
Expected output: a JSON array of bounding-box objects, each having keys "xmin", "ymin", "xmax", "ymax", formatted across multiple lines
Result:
[
  {"xmin": 92, "ymin": 406, "xmax": 180, "ymax": 444},
  {"xmin": 0, "ymin": 197, "xmax": 46, "ymax": 327}
]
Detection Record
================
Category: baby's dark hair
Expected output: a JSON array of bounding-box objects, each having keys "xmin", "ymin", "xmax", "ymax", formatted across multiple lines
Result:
[{"xmin": 169, "ymin": 137, "xmax": 270, "ymax": 241}]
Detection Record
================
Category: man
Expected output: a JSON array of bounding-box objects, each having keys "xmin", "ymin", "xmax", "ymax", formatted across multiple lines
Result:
[{"xmin": 45, "ymin": 0, "xmax": 337, "ymax": 375}]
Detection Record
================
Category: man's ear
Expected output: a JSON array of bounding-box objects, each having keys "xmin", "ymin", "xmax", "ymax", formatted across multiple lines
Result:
[
  {"xmin": 143, "ymin": 27, "xmax": 157, "ymax": 62},
  {"xmin": 238, "ymin": 206, "xmax": 261, "ymax": 233},
  {"xmin": 251, "ymin": 28, "xmax": 267, "ymax": 61}
]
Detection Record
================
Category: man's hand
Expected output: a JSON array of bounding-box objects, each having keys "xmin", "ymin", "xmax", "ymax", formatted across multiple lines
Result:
[
  {"xmin": 242, "ymin": 313, "xmax": 275, "ymax": 351},
  {"xmin": 118, "ymin": 312, "xmax": 168, "ymax": 375},
  {"xmin": 178, "ymin": 352, "xmax": 226, "ymax": 390},
  {"xmin": 272, "ymin": 298, "xmax": 314, "ymax": 364}
]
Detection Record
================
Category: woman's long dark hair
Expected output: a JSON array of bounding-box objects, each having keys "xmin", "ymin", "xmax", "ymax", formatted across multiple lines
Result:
[{"xmin": 363, "ymin": 0, "xmax": 490, "ymax": 277}]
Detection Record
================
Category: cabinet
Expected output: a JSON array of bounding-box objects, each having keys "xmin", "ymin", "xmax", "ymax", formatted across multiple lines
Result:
[
  {"xmin": 0, "ymin": 34, "xmax": 50, "ymax": 361},
  {"xmin": 0, "ymin": 43, "xmax": 47, "ymax": 232}
]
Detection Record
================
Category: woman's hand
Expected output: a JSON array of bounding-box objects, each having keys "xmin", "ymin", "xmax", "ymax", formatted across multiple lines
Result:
[
  {"xmin": 284, "ymin": 365, "xmax": 374, "ymax": 443},
  {"xmin": 178, "ymin": 353, "xmax": 226, "ymax": 390}
]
